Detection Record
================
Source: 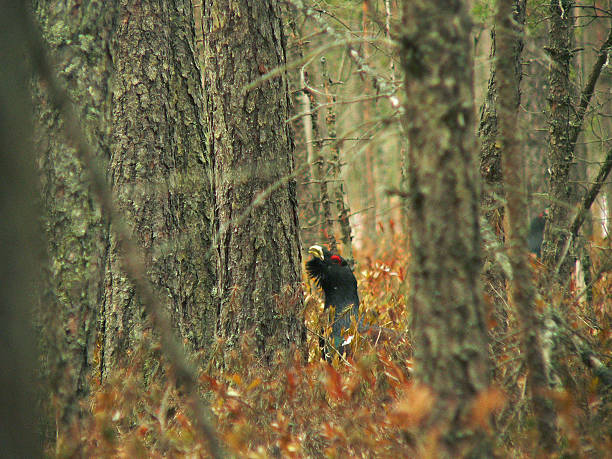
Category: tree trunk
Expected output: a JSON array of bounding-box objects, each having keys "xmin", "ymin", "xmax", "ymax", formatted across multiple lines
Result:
[
  {"xmin": 543, "ymin": 0, "xmax": 576, "ymax": 281},
  {"xmin": 101, "ymin": 0, "xmax": 216, "ymax": 376},
  {"xmin": 400, "ymin": 0, "xmax": 491, "ymax": 454},
  {"xmin": 361, "ymin": 1, "xmax": 377, "ymax": 242},
  {"xmin": 478, "ymin": 26, "xmax": 504, "ymax": 237},
  {"xmin": 202, "ymin": 0, "xmax": 305, "ymax": 363},
  {"xmin": 34, "ymin": 0, "xmax": 114, "ymax": 428},
  {"xmin": 478, "ymin": 1, "xmax": 527, "ymax": 229},
  {"xmin": 496, "ymin": 0, "xmax": 559, "ymax": 452},
  {"xmin": 478, "ymin": 0, "xmax": 526, "ymax": 333},
  {"xmin": 321, "ymin": 57, "xmax": 354, "ymax": 262}
]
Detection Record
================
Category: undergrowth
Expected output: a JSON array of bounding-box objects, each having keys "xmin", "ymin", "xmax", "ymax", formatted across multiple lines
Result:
[{"xmin": 52, "ymin": 236, "xmax": 611, "ymax": 458}]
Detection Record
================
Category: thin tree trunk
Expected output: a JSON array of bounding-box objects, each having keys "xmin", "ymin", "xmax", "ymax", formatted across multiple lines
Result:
[
  {"xmin": 543, "ymin": 0, "xmax": 576, "ymax": 281},
  {"xmin": 305, "ymin": 76, "xmax": 325, "ymax": 244},
  {"xmin": 322, "ymin": 60, "xmax": 354, "ymax": 261},
  {"xmin": 316, "ymin": 95, "xmax": 337, "ymax": 252},
  {"xmin": 362, "ymin": 1, "xmax": 377, "ymax": 240},
  {"xmin": 300, "ymin": 69, "xmax": 322, "ymax": 236},
  {"xmin": 203, "ymin": 0, "xmax": 305, "ymax": 362},
  {"xmin": 400, "ymin": 1, "xmax": 491, "ymax": 454},
  {"xmin": 496, "ymin": 1, "xmax": 559, "ymax": 452},
  {"xmin": 478, "ymin": 1, "xmax": 526, "ymax": 333},
  {"xmin": 478, "ymin": 24, "xmax": 504, "ymax": 238}
]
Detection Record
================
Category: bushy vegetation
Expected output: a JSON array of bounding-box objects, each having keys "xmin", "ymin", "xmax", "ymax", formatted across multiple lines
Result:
[{"xmin": 52, "ymin": 233, "xmax": 611, "ymax": 458}]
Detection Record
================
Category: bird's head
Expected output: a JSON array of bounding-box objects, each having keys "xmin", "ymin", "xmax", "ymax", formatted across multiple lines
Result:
[
  {"xmin": 306, "ymin": 245, "xmax": 357, "ymax": 301},
  {"xmin": 307, "ymin": 245, "xmax": 346, "ymax": 266}
]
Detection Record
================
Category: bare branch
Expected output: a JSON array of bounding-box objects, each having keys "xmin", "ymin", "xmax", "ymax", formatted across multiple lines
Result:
[
  {"xmin": 570, "ymin": 24, "xmax": 612, "ymax": 148},
  {"xmin": 554, "ymin": 145, "xmax": 612, "ymax": 275}
]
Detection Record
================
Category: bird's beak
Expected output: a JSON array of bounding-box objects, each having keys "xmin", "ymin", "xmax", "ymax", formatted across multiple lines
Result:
[{"xmin": 308, "ymin": 245, "xmax": 324, "ymax": 260}]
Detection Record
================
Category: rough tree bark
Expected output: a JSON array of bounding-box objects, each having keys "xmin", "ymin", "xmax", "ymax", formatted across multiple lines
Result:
[
  {"xmin": 496, "ymin": 1, "xmax": 559, "ymax": 452},
  {"xmin": 202, "ymin": 0, "xmax": 305, "ymax": 362},
  {"xmin": 478, "ymin": 0, "xmax": 526, "ymax": 234},
  {"xmin": 542, "ymin": 0, "xmax": 576, "ymax": 281},
  {"xmin": 101, "ymin": 0, "xmax": 216, "ymax": 376},
  {"xmin": 479, "ymin": 23, "xmax": 504, "ymax": 238},
  {"xmin": 34, "ymin": 0, "xmax": 114, "ymax": 427},
  {"xmin": 400, "ymin": 0, "xmax": 491, "ymax": 454},
  {"xmin": 478, "ymin": 0, "xmax": 526, "ymax": 332}
]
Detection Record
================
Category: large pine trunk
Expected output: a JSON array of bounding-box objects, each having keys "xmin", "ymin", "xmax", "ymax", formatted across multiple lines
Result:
[
  {"xmin": 101, "ymin": 0, "xmax": 216, "ymax": 376},
  {"xmin": 202, "ymin": 0, "xmax": 305, "ymax": 362},
  {"xmin": 35, "ymin": 0, "xmax": 216, "ymax": 423}
]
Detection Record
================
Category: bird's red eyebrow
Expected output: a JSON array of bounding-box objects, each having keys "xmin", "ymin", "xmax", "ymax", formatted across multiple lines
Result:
[{"xmin": 331, "ymin": 255, "xmax": 341, "ymax": 264}]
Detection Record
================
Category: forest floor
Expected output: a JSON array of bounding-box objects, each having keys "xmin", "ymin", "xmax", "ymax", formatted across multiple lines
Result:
[{"xmin": 53, "ymin": 231, "xmax": 611, "ymax": 458}]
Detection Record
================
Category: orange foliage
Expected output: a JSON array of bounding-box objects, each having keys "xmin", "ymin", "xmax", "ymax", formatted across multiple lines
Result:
[{"xmin": 50, "ymin": 229, "xmax": 611, "ymax": 458}]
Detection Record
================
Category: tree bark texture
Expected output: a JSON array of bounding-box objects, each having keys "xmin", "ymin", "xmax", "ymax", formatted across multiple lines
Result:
[
  {"xmin": 478, "ymin": 0, "xmax": 526, "ymax": 331},
  {"xmin": 478, "ymin": 27, "xmax": 503, "ymax": 234},
  {"xmin": 478, "ymin": 1, "xmax": 526, "ymax": 229},
  {"xmin": 543, "ymin": 0, "xmax": 576, "ymax": 281},
  {"xmin": 400, "ymin": 0, "xmax": 491, "ymax": 454},
  {"xmin": 202, "ymin": 0, "xmax": 305, "ymax": 361},
  {"xmin": 34, "ymin": 0, "xmax": 114, "ymax": 427},
  {"xmin": 496, "ymin": 1, "xmax": 559, "ymax": 452},
  {"xmin": 102, "ymin": 0, "xmax": 216, "ymax": 376}
]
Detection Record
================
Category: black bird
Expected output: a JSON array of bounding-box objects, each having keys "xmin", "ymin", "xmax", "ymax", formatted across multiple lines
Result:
[
  {"xmin": 528, "ymin": 209, "xmax": 548, "ymax": 257},
  {"xmin": 306, "ymin": 245, "xmax": 361, "ymax": 356}
]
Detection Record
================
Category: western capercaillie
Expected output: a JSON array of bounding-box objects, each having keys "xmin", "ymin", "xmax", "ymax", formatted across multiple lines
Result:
[
  {"xmin": 306, "ymin": 245, "xmax": 360, "ymax": 357},
  {"xmin": 306, "ymin": 245, "xmax": 400, "ymax": 359}
]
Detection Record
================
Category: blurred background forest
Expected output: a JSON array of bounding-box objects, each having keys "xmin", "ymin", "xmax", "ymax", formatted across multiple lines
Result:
[
  {"xmin": 1, "ymin": 0, "xmax": 611, "ymax": 458},
  {"xmin": 289, "ymin": 0, "xmax": 610, "ymax": 254}
]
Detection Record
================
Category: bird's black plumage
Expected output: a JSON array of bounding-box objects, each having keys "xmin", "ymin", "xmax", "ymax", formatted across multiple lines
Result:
[
  {"xmin": 528, "ymin": 210, "xmax": 548, "ymax": 257},
  {"xmin": 306, "ymin": 245, "xmax": 360, "ymax": 356}
]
